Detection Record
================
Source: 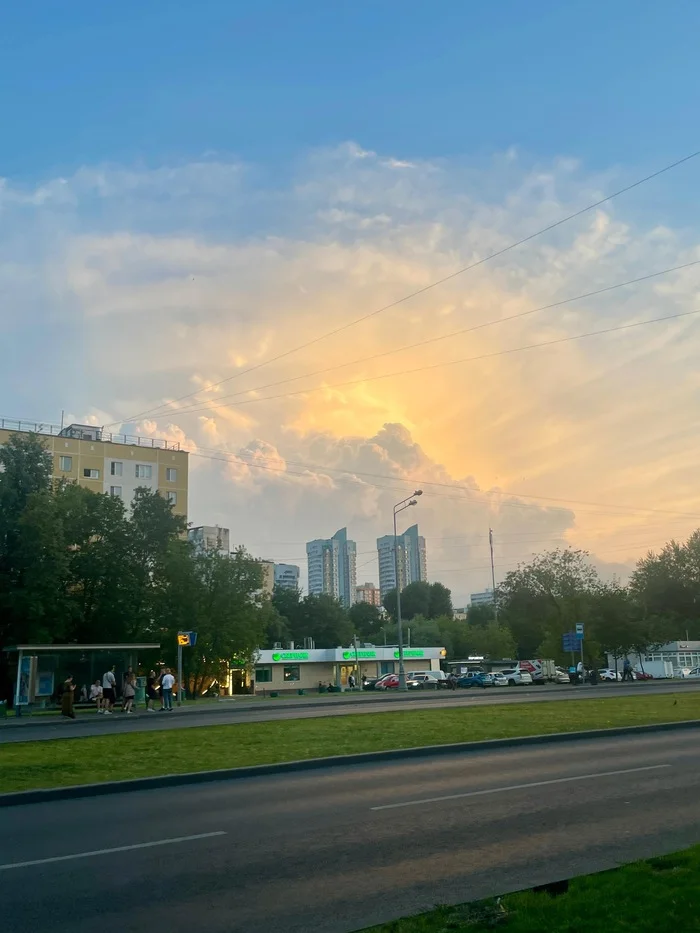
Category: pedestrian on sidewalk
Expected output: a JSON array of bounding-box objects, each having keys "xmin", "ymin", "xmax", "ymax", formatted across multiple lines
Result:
[
  {"xmin": 90, "ymin": 679, "xmax": 103, "ymax": 713},
  {"xmin": 122, "ymin": 673, "xmax": 136, "ymax": 714},
  {"xmin": 145, "ymin": 670, "xmax": 158, "ymax": 712},
  {"xmin": 160, "ymin": 668, "xmax": 175, "ymax": 710},
  {"xmin": 102, "ymin": 666, "xmax": 116, "ymax": 714},
  {"xmin": 61, "ymin": 675, "xmax": 76, "ymax": 720}
]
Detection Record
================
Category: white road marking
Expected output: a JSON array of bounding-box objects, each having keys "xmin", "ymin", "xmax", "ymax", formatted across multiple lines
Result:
[
  {"xmin": 0, "ymin": 831, "xmax": 227, "ymax": 871},
  {"xmin": 370, "ymin": 764, "xmax": 672, "ymax": 811}
]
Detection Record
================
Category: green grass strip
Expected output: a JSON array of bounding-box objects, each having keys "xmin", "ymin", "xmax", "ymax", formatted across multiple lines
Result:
[
  {"xmin": 364, "ymin": 845, "xmax": 700, "ymax": 931},
  {"xmin": 0, "ymin": 692, "xmax": 697, "ymax": 794}
]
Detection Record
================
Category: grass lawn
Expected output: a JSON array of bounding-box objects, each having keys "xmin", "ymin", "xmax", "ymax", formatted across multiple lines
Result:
[
  {"xmin": 0, "ymin": 691, "xmax": 697, "ymax": 794},
  {"xmin": 363, "ymin": 845, "xmax": 700, "ymax": 932}
]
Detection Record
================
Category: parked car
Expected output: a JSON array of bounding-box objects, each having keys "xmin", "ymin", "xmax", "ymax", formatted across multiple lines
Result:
[
  {"xmin": 633, "ymin": 670, "xmax": 654, "ymax": 680},
  {"xmin": 490, "ymin": 671, "xmax": 508, "ymax": 687},
  {"xmin": 499, "ymin": 668, "xmax": 533, "ymax": 686},
  {"xmin": 407, "ymin": 673, "xmax": 441, "ymax": 689},
  {"xmin": 374, "ymin": 673, "xmax": 400, "ymax": 690},
  {"xmin": 457, "ymin": 672, "xmax": 492, "ymax": 689},
  {"xmin": 683, "ymin": 667, "xmax": 700, "ymax": 679},
  {"xmin": 554, "ymin": 667, "xmax": 571, "ymax": 684},
  {"xmin": 598, "ymin": 668, "xmax": 622, "ymax": 682}
]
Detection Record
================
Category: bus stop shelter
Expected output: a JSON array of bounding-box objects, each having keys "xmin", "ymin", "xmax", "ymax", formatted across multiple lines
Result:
[{"xmin": 4, "ymin": 644, "xmax": 161, "ymax": 712}]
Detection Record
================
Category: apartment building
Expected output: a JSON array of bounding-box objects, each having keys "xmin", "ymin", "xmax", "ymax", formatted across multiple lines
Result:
[
  {"xmin": 0, "ymin": 418, "xmax": 188, "ymax": 520},
  {"xmin": 377, "ymin": 523, "xmax": 427, "ymax": 598},
  {"xmin": 306, "ymin": 527, "xmax": 357, "ymax": 608},
  {"xmin": 355, "ymin": 581, "xmax": 381, "ymax": 606},
  {"xmin": 188, "ymin": 525, "xmax": 230, "ymax": 554},
  {"xmin": 274, "ymin": 563, "xmax": 301, "ymax": 591}
]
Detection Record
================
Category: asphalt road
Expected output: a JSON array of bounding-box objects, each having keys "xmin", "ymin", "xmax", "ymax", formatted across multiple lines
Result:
[
  {"xmin": 2, "ymin": 680, "xmax": 700, "ymax": 744},
  {"xmin": 2, "ymin": 729, "xmax": 700, "ymax": 933}
]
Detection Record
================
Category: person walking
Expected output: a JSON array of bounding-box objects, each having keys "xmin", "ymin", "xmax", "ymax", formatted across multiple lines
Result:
[
  {"xmin": 145, "ymin": 670, "xmax": 158, "ymax": 712},
  {"xmin": 102, "ymin": 666, "xmax": 117, "ymax": 714},
  {"xmin": 160, "ymin": 668, "xmax": 175, "ymax": 711},
  {"xmin": 622, "ymin": 657, "xmax": 633, "ymax": 682},
  {"xmin": 61, "ymin": 675, "xmax": 76, "ymax": 720},
  {"xmin": 90, "ymin": 679, "xmax": 103, "ymax": 713},
  {"xmin": 348, "ymin": 673, "xmax": 356, "ymax": 690},
  {"xmin": 122, "ymin": 673, "xmax": 136, "ymax": 714}
]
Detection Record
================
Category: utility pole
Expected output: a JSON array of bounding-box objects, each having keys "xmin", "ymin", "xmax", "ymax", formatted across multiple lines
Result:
[
  {"xmin": 393, "ymin": 491, "xmax": 422, "ymax": 690},
  {"xmin": 489, "ymin": 527, "xmax": 498, "ymax": 622}
]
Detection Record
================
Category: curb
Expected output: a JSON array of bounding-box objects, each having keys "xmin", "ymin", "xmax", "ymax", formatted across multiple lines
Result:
[
  {"xmin": 2, "ymin": 717, "xmax": 699, "ymax": 809},
  {"xmin": 2, "ymin": 680, "xmax": 694, "ymax": 730}
]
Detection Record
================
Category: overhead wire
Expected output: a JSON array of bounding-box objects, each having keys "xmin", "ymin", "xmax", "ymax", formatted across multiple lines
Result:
[
  {"xmin": 166, "ymin": 258, "xmax": 700, "ymax": 416},
  {"xmin": 164, "ymin": 304, "xmax": 700, "ymax": 416},
  {"xmin": 110, "ymin": 148, "xmax": 700, "ymax": 427}
]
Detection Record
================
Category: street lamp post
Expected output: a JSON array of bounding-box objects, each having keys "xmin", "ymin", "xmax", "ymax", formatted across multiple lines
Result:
[{"xmin": 393, "ymin": 490, "xmax": 423, "ymax": 691}]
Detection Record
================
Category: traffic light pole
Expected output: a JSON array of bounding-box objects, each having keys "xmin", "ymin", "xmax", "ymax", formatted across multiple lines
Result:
[{"xmin": 177, "ymin": 641, "xmax": 183, "ymax": 707}]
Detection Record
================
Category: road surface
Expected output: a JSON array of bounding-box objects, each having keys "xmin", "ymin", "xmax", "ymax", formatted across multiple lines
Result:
[
  {"xmin": 2, "ymin": 680, "xmax": 699, "ymax": 744},
  {"xmin": 2, "ymin": 729, "xmax": 700, "ymax": 932}
]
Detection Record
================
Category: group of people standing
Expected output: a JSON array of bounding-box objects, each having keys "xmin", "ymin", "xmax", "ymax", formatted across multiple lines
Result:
[{"xmin": 60, "ymin": 666, "xmax": 177, "ymax": 719}]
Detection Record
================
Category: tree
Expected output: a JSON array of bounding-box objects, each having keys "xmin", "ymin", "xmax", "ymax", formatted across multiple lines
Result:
[
  {"xmin": 158, "ymin": 545, "xmax": 266, "ymax": 696},
  {"xmin": 348, "ymin": 601, "xmax": 383, "ymax": 639},
  {"xmin": 429, "ymin": 582, "xmax": 453, "ymax": 619},
  {"xmin": 0, "ymin": 434, "xmax": 56, "ymax": 700},
  {"xmin": 498, "ymin": 548, "xmax": 599, "ymax": 657},
  {"xmin": 630, "ymin": 533, "xmax": 700, "ymax": 637},
  {"xmin": 383, "ymin": 581, "xmax": 453, "ymax": 621}
]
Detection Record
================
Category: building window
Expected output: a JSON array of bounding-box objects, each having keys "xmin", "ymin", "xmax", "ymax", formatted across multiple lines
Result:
[
  {"xmin": 111, "ymin": 462, "xmax": 123, "ymax": 476},
  {"xmin": 166, "ymin": 491, "xmax": 177, "ymax": 505},
  {"xmin": 110, "ymin": 486, "xmax": 122, "ymax": 497},
  {"xmin": 135, "ymin": 464, "xmax": 152, "ymax": 479},
  {"xmin": 255, "ymin": 667, "xmax": 272, "ymax": 683},
  {"xmin": 166, "ymin": 467, "xmax": 177, "ymax": 482},
  {"xmin": 83, "ymin": 468, "xmax": 100, "ymax": 479},
  {"xmin": 283, "ymin": 665, "xmax": 300, "ymax": 682},
  {"xmin": 59, "ymin": 456, "xmax": 72, "ymax": 472}
]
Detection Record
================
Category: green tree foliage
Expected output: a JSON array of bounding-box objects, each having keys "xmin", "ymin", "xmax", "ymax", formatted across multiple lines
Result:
[
  {"xmin": 348, "ymin": 600, "xmax": 383, "ymax": 639},
  {"xmin": 158, "ymin": 545, "xmax": 266, "ymax": 696},
  {"xmin": 270, "ymin": 587, "xmax": 353, "ymax": 648},
  {"xmin": 630, "ymin": 533, "xmax": 700, "ymax": 637},
  {"xmin": 383, "ymin": 581, "xmax": 453, "ymax": 621},
  {"xmin": 498, "ymin": 549, "xmax": 599, "ymax": 658}
]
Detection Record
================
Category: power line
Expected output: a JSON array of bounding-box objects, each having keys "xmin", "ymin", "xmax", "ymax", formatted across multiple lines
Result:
[
  {"xmin": 168, "ymin": 304, "xmax": 700, "ymax": 416},
  {"xmin": 167, "ymin": 258, "xmax": 700, "ymax": 416},
  {"xmin": 110, "ymin": 148, "xmax": 700, "ymax": 427},
  {"xmin": 188, "ymin": 423, "xmax": 700, "ymax": 518}
]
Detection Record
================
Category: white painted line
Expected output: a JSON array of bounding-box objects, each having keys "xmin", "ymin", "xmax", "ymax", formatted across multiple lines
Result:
[
  {"xmin": 370, "ymin": 764, "xmax": 672, "ymax": 811},
  {"xmin": 0, "ymin": 831, "xmax": 227, "ymax": 871}
]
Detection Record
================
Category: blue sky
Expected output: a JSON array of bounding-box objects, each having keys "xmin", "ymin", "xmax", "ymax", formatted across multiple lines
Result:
[
  {"xmin": 2, "ymin": 2, "xmax": 700, "ymax": 597},
  {"xmin": 3, "ymin": 0, "xmax": 700, "ymax": 180}
]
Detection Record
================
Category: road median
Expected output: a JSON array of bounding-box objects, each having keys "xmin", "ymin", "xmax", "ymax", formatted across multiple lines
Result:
[{"xmin": 1, "ymin": 696, "xmax": 699, "ymax": 807}]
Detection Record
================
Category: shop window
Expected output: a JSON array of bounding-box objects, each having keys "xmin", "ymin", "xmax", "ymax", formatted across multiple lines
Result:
[
  {"xmin": 283, "ymin": 665, "xmax": 300, "ymax": 682},
  {"xmin": 255, "ymin": 667, "xmax": 272, "ymax": 683}
]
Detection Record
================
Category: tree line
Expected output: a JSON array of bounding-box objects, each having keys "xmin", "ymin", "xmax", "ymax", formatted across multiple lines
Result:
[
  {"xmin": 0, "ymin": 434, "xmax": 271, "ymax": 701},
  {"xmin": 2, "ymin": 433, "xmax": 697, "ymax": 698}
]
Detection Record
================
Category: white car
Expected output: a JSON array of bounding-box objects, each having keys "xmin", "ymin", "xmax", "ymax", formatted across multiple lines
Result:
[
  {"xmin": 598, "ymin": 668, "xmax": 622, "ymax": 682},
  {"xmin": 684, "ymin": 667, "xmax": 700, "ymax": 679},
  {"xmin": 554, "ymin": 667, "xmax": 570, "ymax": 684},
  {"xmin": 490, "ymin": 672, "xmax": 508, "ymax": 687},
  {"xmin": 499, "ymin": 668, "xmax": 533, "ymax": 686}
]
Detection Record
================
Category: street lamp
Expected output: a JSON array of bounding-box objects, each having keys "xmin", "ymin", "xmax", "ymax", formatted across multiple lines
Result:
[{"xmin": 394, "ymin": 490, "xmax": 422, "ymax": 691}]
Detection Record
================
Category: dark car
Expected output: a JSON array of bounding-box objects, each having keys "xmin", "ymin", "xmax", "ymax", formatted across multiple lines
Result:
[{"xmin": 457, "ymin": 672, "xmax": 492, "ymax": 689}]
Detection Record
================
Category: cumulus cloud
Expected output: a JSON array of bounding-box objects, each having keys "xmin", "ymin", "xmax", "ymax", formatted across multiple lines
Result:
[{"xmin": 2, "ymin": 144, "xmax": 699, "ymax": 601}]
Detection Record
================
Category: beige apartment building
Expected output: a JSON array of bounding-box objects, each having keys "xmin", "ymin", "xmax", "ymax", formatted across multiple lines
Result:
[{"xmin": 0, "ymin": 418, "xmax": 188, "ymax": 520}]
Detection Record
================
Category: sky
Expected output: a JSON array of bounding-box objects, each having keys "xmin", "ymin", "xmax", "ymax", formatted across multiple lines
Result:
[{"xmin": 2, "ymin": 1, "xmax": 700, "ymax": 603}]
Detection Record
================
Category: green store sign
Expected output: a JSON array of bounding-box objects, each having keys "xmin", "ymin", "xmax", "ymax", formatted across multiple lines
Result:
[
  {"xmin": 394, "ymin": 649, "xmax": 425, "ymax": 659},
  {"xmin": 271, "ymin": 651, "xmax": 309, "ymax": 662},
  {"xmin": 342, "ymin": 650, "xmax": 377, "ymax": 660}
]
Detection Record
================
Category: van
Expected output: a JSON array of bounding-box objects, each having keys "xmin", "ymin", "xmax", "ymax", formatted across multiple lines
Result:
[{"xmin": 408, "ymin": 670, "xmax": 446, "ymax": 681}]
